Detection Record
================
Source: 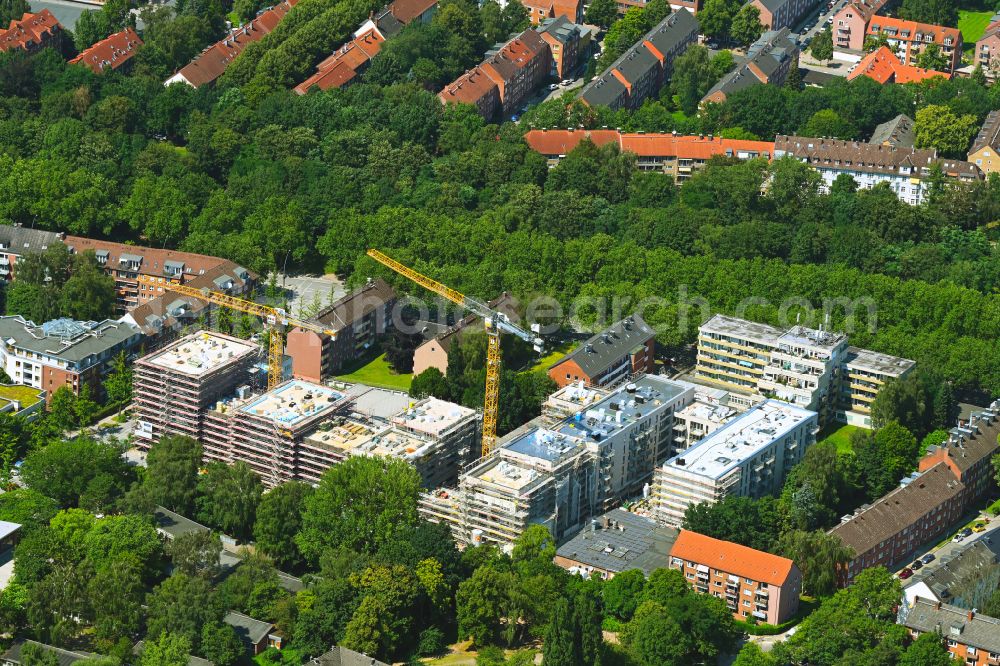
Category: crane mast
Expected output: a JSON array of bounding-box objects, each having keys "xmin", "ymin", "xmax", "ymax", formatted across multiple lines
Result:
[
  {"xmin": 366, "ymin": 249, "xmax": 542, "ymax": 458},
  {"xmin": 136, "ymin": 276, "xmax": 336, "ymax": 391}
]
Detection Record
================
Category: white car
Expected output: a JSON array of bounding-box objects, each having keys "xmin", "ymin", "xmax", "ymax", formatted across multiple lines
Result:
[
  {"xmin": 549, "ymin": 83, "xmax": 560, "ymax": 90},
  {"xmin": 561, "ymin": 78, "xmax": 573, "ymax": 86}
]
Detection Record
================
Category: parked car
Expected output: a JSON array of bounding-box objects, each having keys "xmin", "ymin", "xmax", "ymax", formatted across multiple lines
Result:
[
  {"xmin": 960, "ymin": 527, "xmax": 974, "ymax": 537},
  {"xmin": 561, "ymin": 78, "xmax": 573, "ymax": 86},
  {"xmin": 954, "ymin": 533, "xmax": 966, "ymax": 543},
  {"xmin": 548, "ymin": 83, "xmax": 560, "ymax": 91},
  {"xmin": 899, "ymin": 568, "xmax": 914, "ymax": 579},
  {"xmin": 911, "ymin": 560, "xmax": 923, "ymax": 570},
  {"xmin": 974, "ymin": 522, "xmax": 987, "ymax": 533},
  {"xmin": 921, "ymin": 553, "xmax": 935, "ymax": 564}
]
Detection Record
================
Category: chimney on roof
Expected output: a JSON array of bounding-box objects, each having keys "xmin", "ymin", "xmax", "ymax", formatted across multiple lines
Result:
[{"xmin": 968, "ymin": 610, "xmax": 975, "ymax": 620}]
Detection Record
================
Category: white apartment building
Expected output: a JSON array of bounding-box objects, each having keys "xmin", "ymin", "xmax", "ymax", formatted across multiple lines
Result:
[
  {"xmin": 419, "ymin": 375, "xmax": 695, "ymax": 546},
  {"xmin": 670, "ymin": 385, "xmax": 748, "ymax": 451},
  {"xmin": 696, "ymin": 314, "xmax": 912, "ymax": 428},
  {"xmin": 653, "ymin": 400, "xmax": 819, "ymax": 526}
]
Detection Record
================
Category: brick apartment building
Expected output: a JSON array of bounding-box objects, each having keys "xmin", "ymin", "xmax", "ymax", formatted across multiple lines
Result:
[
  {"xmin": 521, "ymin": 0, "xmax": 583, "ymax": 24},
  {"xmin": 524, "ymin": 129, "xmax": 774, "ymax": 180},
  {"xmin": 702, "ymin": 28, "xmax": 798, "ymax": 104},
  {"xmin": 831, "ymin": 0, "xmax": 890, "ymax": 52},
  {"xmin": 974, "ymin": 12, "xmax": 1000, "ymax": 74},
  {"xmin": 847, "ymin": 46, "xmax": 951, "ymax": 83},
  {"xmin": 0, "ymin": 226, "xmax": 64, "ymax": 282},
  {"xmin": 64, "ymin": 235, "xmax": 252, "ymax": 313},
  {"xmin": 864, "ymin": 16, "xmax": 962, "ymax": 70},
  {"xmin": 294, "ymin": 0, "xmax": 438, "ymax": 93},
  {"xmin": 412, "ymin": 293, "xmax": 517, "ymax": 377},
  {"xmin": 750, "ymin": 0, "xmax": 814, "ymax": 31},
  {"xmin": 547, "ymin": 314, "xmax": 655, "ymax": 388},
  {"xmin": 69, "ymin": 28, "xmax": 143, "ymax": 74},
  {"xmin": 774, "ymin": 135, "xmax": 981, "ymax": 205},
  {"xmin": 439, "ymin": 67, "xmax": 502, "ymax": 119},
  {"xmin": 669, "ymin": 530, "xmax": 802, "ymax": 624},
  {"xmin": 285, "ymin": 278, "xmax": 397, "ymax": 381},
  {"xmin": 0, "ymin": 10, "xmax": 62, "ymax": 54},
  {"xmin": 0, "ymin": 317, "xmax": 143, "ymax": 403},
  {"xmin": 536, "ymin": 16, "xmax": 583, "ymax": 79},
  {"xmin": 900, "ymin": 599, "xmax": 1000, "ymax": 666},
  {"xmin": 164, "ymin": 0, "xmax": 298, "ymax": 87},
  {"xmin": 830, "ymin": 402, "xmax": 1000, "ymax": 584},
  {"xmin": 579, "ymin": 9, "xmax": 698, "ymax": 111},
  {"xmin": 969, "ymin": 110, "xmax": 1000, "ymax": 175}
]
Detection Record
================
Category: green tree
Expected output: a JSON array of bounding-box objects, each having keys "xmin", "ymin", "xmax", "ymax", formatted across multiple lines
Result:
[
  {"xmin": 801, "ymin": 108, "xmax": 859, "ymax": 139},
  {"xmin": 410, "ymin": 367, "xmax": 451, "ymax": 400},
  {"xmin": 199, "ymin": 622, "xmax": 243, "ymax": 666},
  {"xmin": 140, "ymin": 632, "xmax": 192, "ymax": 666},
  {"xmin": 640, "ymin": 568, "xmax": 689, "ymax": 607},
  {"xmin": 90, "ymin": 556, "xmax": 144, "ymax": 644},
  {"xmin": 682, "ymin": 495, "xmax": 785, "ymax": 552},
  {"xmin": 621, "ymin": 601, "xmax": 687, "ymax": 665},
  {"xmin": 899, "ymin": 631, "xmax": 957, "ymax": 666},
  {"xmin": 103, "ymin": 352, "xmax": 132, "ymax": 405},
  {"xmin": 734, "ymin": 643, "xmax": 778, "ymax": 666},
  {"xmin": 915, "ymin": 104, "xmax": 978, "ymax": 158},
  {"xmin": 20, "ymin": 643, "xmax": 60, "ymax": 666},
  {"xmin": 776, "ymin": 529, "xmax": 853, "ymax": 597},
  {"xmin": 915, "ymin": 42, "xmax": 948, "ymax": 71},
  {"xmin": 297, "ymin": 456, "xmax": 422, "ymax": 564},
  {"xmin": 145, "ymin": 574, "xmax": 223, "ymax": 651},
  {"xmin": 21, "ymin": 436, "xmax": 134, "ymax": 510},
  {"xmin": 542, "ymin": 597, "xmax": 577, "ymax": 666},
  {"xmin": 84, "ymin": 514, "xmax": 164, "ymax": 581},
  {"xmin": 0, "ymin": 0, "xmax": 29, "ymax": 26},
  {"xmin": 730, "ymin": 4, "xmax": 764, "ymax": 47},
  {"xmin": 166, "ymin": 530, "xmax": 222, "ymax": 580},
  {"xmin": 195, "ymin": 461, "xmax": 262, "ymax": 541},
  {"xmin": 698, "ymin": 0, "xmax": 741, "ymax": 40},
  {"xmin": 253, "ymin": 481, "xmax": 313, "ymax": 570},
  {"xmin": 670, "ymin": 45, "xmax": 716, "ymax": 116},
  {"xmin": 145, "ymin": 435, "xmax": 202, "ymax": 515},
  {"xmin": 47, "ymin": 387, "xmax": 78, "ymax": 433},
  {"xmin": 602, "ymin": 569, "xmax": 647, "ymax": 621},
  {"xmin": 61, "ymin": 253, "xmax": 116, "ymax": 321},
  {"xmin": 811, "ymin": 27, "xmax": 834, "ymax": 61},
  {"xmin": 0, "ymin": 489, "xmax": 59, "ymax": 533},
  {"xmin": 585, "ymin": 0, "xmax": 617, "ymax": 27},
  {"xmin": 900, "ymin": 0, "xmax": 957, "ymax": 28}
]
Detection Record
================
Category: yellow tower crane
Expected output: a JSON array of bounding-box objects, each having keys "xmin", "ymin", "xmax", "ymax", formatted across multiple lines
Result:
[
  {"xmin": 367, "ymin": 249, "xmax": 543, "ymax": 458},
  {"xmin": 136, "ymin": 275, "xmax": 337, "ymax": 392}
]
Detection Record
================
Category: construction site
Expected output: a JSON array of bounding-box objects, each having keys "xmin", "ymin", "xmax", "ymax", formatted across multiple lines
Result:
[{"xmin": 133, "ymin": 330, "xmax": 479, "ymax": 488}]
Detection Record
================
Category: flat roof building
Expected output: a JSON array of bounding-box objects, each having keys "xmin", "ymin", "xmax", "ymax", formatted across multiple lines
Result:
[
  {"xmin": 840, "ymin": 346, "xmax": 915, "ymax": 427},
  {"xmin": 554, "ymin": 508, "xmax": 679, "ymax": 578},
  {"xmin": 653, "ymin": 400, "xmax": 818, "ymax": 526}
]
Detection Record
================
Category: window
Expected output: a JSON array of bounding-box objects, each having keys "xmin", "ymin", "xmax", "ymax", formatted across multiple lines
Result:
[{"xmin": 743, "ymin": 600, "xmax": 751, "ymax": 607}]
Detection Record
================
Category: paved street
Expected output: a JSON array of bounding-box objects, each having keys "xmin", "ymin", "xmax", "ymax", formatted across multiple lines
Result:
[{"xmin": 904, "ymin": 509, "xmax": 1000, "ymax": 575}]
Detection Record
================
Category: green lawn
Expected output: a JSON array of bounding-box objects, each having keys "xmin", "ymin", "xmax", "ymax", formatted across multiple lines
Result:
[
  {"xmin": 524, "ymin": 341, "xmax": 576, "ymax": 374},
  {"xmin": 818, "ymin": 423, "xmax": 860, "ymax": 455},
  {"xmin": 335, "ymin": 353, "xmax": 412, "ymax": 392},
  {"xmin": 959, "ymin": 10, "xmax": 994, "ymax": 49},
  {"xmin": 0, "ymin": 384, "xmax": 43, "ymax": 409}
]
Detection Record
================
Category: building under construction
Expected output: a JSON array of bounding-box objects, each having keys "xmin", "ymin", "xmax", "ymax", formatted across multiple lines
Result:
[
  {"xmin": 133, "ymin": 331, "xmax": 479, "ymax": 487},
  {"xmin": 133, "ymin": 331, "xmax": 261, "ymax": 446},
  {"xmin": 419, "ymin": 375, "xmax": 694, "ymax": 546}
]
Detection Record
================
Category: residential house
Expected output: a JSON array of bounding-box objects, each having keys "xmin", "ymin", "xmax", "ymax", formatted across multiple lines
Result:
[
  {"xmin": 64, "ymin": 235, "xmax": 250, "ymax": 313},
  {"xmin": 918, "ymin": 404, "xmax": 1000, "ymax": 509},
  {"xmin": 869, "ymin": 113, "xmax": 915, "ymax": 148},
  {"xmin": 839, "ymin": 346, "xmax": 915, "ymax": 428},
  {"xmin": 903, "ymin": 537, "xmax": 1000, "ymax": 611},
  {"xmin": 69, "ymin": 27, "xmax": 143, "ymax": 74},
  {"xmin": 536, "ymin": 16, "xmax": 582, "ymax": 79},
  {"xmin": 284, "ymin": 278, "xmax": 397, "ymax": 381},
  {"xmin": 224, "ymin": 612, "xmax": 282, "ymax": 655},
  {"xmin": 523, "ymin": 129, "xmax": 774, "ymax": 181},
  {"xmin": 974, "ymin": 12, "xmax": 1000, "ymax": 74},
  {"xmin": 547, "ymin": 313, "xmax": 655, "ymax": 388},
  {"xmin": 830, "ymin": 0, "xmax": 891, "ymax": 53},
  {"xmin": 440, "ymin": 29, "xmax": 551, "ymax": 119},
  {"xmin": 521, "ymin": 0, "xmax": 583, "ymax": 24},
  {"xmin": 865, "ymin": 16, "xmax": 962, "ymax": 71},
  {"xmin": 479, "ymin": 29, "xmax": 552, "ymax": 116},
  {"xmin": 579, "ymin": 9, "xmax": 699, "ymax": 110},
  {"xmin": 294, "ymin": 0, "xmax": 437, "ymax": 93},
  {"xmin": 968, "ymin": 110, "xmax": 1000, "ymax": 175},
  {"xmin": 309, "ymin": 647, "xmax": 390, "ymax": 666},
  {"xmin": 669, "ymin": 530, "xmax": 802, "ymax": 624},
  {"xmin": 899, "ymin": 599, "xmax": 1000, "ymax": 666},
  {"xmin": 702, "ymin": 28, "xmax": 798, "ymax": 104},
  {"xmin": 1, "ymin": 641, "xmax": 100, "ymax": 666},
  {"xmin": 750, "ymin": 0, "xmax": 814, "ymax": 31},
  {"xmin": 846, "ymin": 45, "xmax": 950, "ymax": 83},
  {"xmin": 0, "ymin": 225, "xmax": 65, "ymax": 282},
  {"xmin": 0, "ymin": 10, "xmax": 62, "ymax": 54},
  {"xmin": 164, "ymin": 0, "xmax": 298, "ymax": 87},
  {"xmin": 120, "ymin": 260, "xmax": 257, "ymax": 340},
  {"xmin": 554, "ymin": 508, "xmax": 680, "ymax": 579},
  {"xmin": 0, "ymin": 317, "xmax": 142, "ymax": 404},
  {"xmin": 0, "ymin": 522, "xmax": 20, "ymax": 555},
  {"xmin": 774, "ymin": 135, "xmax": 981, "ymax": 205},
  {"xmin": 412, "ymin": 293, "xmax": 517, "ymax": 377}
]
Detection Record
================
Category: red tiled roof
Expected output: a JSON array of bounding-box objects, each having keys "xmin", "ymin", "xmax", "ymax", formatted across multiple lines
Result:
[
  {"xmin": 481, "ymin": 29, "xmax": 549, "ymax": 82},
  {"xmin": 0, "ymin": 10, "xmax": 61, "ymax": 53},
  {"xmin": 671, "ymin": 530, "xmax": 797, "ymax": 587},
  {"xmin": 386, "ymin": 0, "xmax": 437, "ymax": 24},
  {"xmin": 294, "ymin": 60, "xmax": 359, "ymax": 93},
  {"xmin": 64, "ymin": 236, "xmax": 229, "ymax": 278},
  {"xmin": 523, "ymin": 129, "xmax": 775, "ymax": 160},
  {"xmin": 847, "ymin": 47, "xmax": 950, "ymax": 84},
  {"xmin": 440, "ymin": 66, "xmax": 499, "ymax": 105},
  {"xmin": 69, "ymin": 27, "xmax": 143, "ymax": 73},
  {"xmin": 171, "ymin": 0, "xmax": 297, "ymax": 87},
  {"xmin": 840, "ymin": 0, "xmax": 889, "ymax": 22},
  {"xmin": 867, "ymin": 15, "xmax": 960, "ymax": 47},
  {"xmin": 292, "ymin": 26, "xmax": 383, "ymax": 94}
]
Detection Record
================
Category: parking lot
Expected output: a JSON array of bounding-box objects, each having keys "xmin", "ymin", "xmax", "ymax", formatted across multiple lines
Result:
[{"xmin": 265, "ymin": 274, "xmax": 345, "ymax": 319}]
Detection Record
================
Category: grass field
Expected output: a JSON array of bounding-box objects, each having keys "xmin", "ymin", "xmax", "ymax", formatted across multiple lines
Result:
[
  {"xmin": 335, "ymin": 353, "xmax": 412, "ymax": 391},
  {"xmin": 818, "ymin": 423, "xmax": 860, "ymax": 455},
  {"xmin": 0, "ymin": 384, "xmax": 43, "ymax": 409},
  {"xmin": 959, "ymin": 10, "xmax": 994, "ymax": 50},
  {"xmin": 524, "ymin": 341, "xmax": 576, "ymax": 374}
]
